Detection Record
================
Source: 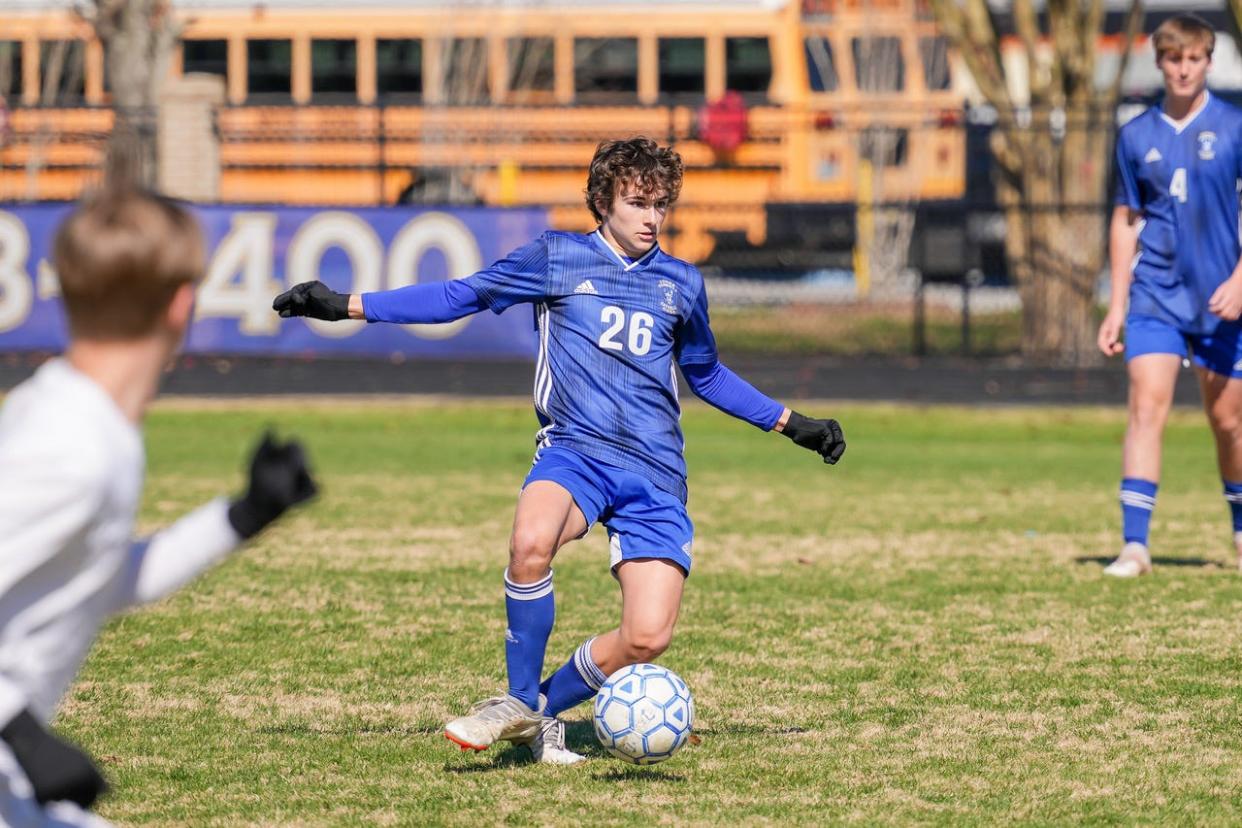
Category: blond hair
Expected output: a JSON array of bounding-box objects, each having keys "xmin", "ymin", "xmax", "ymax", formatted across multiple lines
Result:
[
  {"xmin": 52, "ymin": 188, "xmax": 205, "ymax": 340},
  {"xmin": 1152, "ymin": 14, "xmax": 1215, "ymax": 62}
]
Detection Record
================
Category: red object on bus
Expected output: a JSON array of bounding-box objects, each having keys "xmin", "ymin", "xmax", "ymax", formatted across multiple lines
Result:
[{"xmin": 699, "ymin": 91, "xmax": 748, "ymax": 153}]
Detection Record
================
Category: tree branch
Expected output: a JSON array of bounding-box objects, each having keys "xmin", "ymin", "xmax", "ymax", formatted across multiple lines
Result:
[
  {"xmin": 1108, "ymin": 0, "xmax": 1146, "ymax": 107},
  {"xmin": 1011, "ymin": 0, "xmax": 1042, "ymax": 103}
]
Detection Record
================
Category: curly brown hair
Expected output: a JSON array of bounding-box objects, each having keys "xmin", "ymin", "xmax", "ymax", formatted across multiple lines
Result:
[{"xmin": 584, "ymin": 137, "xmax": 684, "ymax": 223}]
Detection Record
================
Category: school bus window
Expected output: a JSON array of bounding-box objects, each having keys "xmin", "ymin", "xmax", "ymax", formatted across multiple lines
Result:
[
  {"xmin": 658, "ymin": 38, "xmax": 705, "ymax": 99},
  {"xmin": 508, "ymin": 37, "xmax": 555, "ymax": 99},
  {"xmin": 919, "ymin": 36, "xmax": 950, "ymax": 90},
  {"xmin": 39, "ymin": 40, "xmax": 86, "ymax": 104},
  {"xmin": 804, "ymin": 36, "xmax": 838, "ymax": 92},
  {"xmin": 1, "ymin": 42, "xmax": 22, "ymax": 99},
  {"xmin": 574, "ymin": 38, "xmax": 639, "ymax": 100},
  {"xmin": 183, "ymin": 39, "xmax": 227, "ymax": 79},
  {"xmin": 377, "ymin": 39, "xmax": 422, "ymax": 100},
  {"xmin": 312, "ymin": 39, "xmax": 357, "ymax": 99},
  {"xmin": 247, "ymin": 39, "xmax": 292, "ymax": 99},
  {"xmin": 441, "ymin": 38, "xmax": 489, "ymax": 104},
  {"xmin": 851, "ymin": 36, "xmax": 903, "ymax": 92},
  {"xmin": 725, "ymin": 37, "xmax": 771, "ymax": 96}
]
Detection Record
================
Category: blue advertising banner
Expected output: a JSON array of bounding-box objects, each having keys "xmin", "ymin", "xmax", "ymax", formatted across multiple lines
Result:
[{"xmin": 0, "ymin": 204, "xmax": 548, "ymax": 358}]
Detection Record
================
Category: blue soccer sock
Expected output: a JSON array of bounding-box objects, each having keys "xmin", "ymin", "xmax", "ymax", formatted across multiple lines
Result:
[
  {"xmin": 1222, "ymin": 480, "xmax": 1242, "ymax": 532},
  {"xmin": 539, "ymin": 636, "xmax": 608, "ymax": 718},
  {"xmin": 1120, "ymin": 477, "xmax": 1158, "ymax": 545},
  {"xmin": 504, "ymin": 568, "xmax": 555, "ymax": 710}
]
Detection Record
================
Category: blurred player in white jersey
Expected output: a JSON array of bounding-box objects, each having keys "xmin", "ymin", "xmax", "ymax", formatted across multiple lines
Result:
[
  {"xmin": 275, "ymin": 138, "xmax": 845, "ymax": 763},
  {"xmin": 0, "ymin": 188, "xmax": 317, "ymax": 825},
  {"xmin": 1098, "ymin": 15, "xmax": 1242, "ymax": 576}
]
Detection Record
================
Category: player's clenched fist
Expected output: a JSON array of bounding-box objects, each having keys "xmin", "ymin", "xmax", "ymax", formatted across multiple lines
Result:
[
  {"xmin": 1096, "ymin": 308, "xmax": 1125, "ymax": 357},
  {"xmin": 272, "ymin": 280, "xmax": 351, "ymax": 321},
  {"xmin": 781, "ymin": 411, "xmax": 846, "ymax": 465},
  {"xmin": 227, "ymin": 432, "xmax": 319, "ymax": 539}
]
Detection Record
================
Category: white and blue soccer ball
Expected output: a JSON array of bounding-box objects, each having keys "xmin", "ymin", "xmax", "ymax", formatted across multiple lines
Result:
[{"xmin": 593, "ymin": 663, "xmax": 694, "ymax": 765}]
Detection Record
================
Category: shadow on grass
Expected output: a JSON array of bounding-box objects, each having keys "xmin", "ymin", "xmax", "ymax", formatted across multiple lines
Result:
[
  {"xmin": 563, "ymin": 720, "xmax": 597, "ymax": 755},
  {"xmin": 591, "ymin": 766, "xmax": 687, "ymax": 783},
  {"xmin": 256, "ymin": 722, "xmax": 442, "ymax": 736},
  {"xmin": 1075, "ymin": 555, "xmax": 1223, "ymax": 569},
  {"xmin": 443, "ymin": 744, "xmax": 533, "ymax": 772},
  {"xmin": 693, "ymin": 725, "xmax": 808, "ymax": 736}
]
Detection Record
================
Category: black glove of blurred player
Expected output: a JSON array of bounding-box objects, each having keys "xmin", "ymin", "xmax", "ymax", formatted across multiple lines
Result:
[
  {"xmin": 781, "ymin": 411, "xmax": 846, "ymax": 465},
  {"xmin": 1, "ymin": 709, "xmax": 107, "ymax": 809},
  {"xmin": 272, "ymin": 281, "xmax": 351, "ymax": 321},
  {"xmin": 227, "ymin": 433, "xmax": 318, "ymax": 539}
]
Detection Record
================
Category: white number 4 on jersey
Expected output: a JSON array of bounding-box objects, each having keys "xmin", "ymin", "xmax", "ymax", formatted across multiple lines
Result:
[{"xmin": 1169, "ymin": 167, "xmax": 1187, "ymax": 203}]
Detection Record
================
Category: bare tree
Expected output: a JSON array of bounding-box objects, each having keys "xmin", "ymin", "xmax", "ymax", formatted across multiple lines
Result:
[
  {"xmin": 929, "ymin": 0, "xmax": 1143, "ymax": 365},
  {"xmin": 78, "ymin": 0, "xmax": 181, "ymax": 188}
]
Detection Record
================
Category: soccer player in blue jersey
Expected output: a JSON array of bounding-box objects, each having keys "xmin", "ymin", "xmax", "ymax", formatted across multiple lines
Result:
[
  {"xmin": 273, "ymin": 137, "xmax": 846, "ymax": 762},
  {"xmin": 1097, "ymin": 14, "xmax": 1242, "ymax": 577}
]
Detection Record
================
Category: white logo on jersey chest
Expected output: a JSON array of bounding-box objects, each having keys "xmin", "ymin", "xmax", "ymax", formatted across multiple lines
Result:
[
  {"xmin": 1197, "ymin": 131, "xmax": 1216, "ymax": 160},
  {"xmin": 657, "ymin": 279, "xmax": 679, "ymax": 314},
  {"xmin": 574, "ymin": 279, "xmax": 599, "ymax": 295},
  {"xmin": 1143, "ymin": 147, "xmax": 1162, "ymax": 164}
]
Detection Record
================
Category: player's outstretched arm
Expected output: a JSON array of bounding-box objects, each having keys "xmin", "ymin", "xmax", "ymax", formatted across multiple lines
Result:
[
  {"xmin": 273, "ymin": 279, "xmax": 490, "ymax": 325},
  {"xmin": 0, "ymin": 709, "xmax": 107, "ymax": 808},
  {"xmin": 122, "ymin": 433, "xmax": 317, "ymax": 605},
  {"xmin": 776, "ymin": 410, "xmax": 847, "ymax": 465}
]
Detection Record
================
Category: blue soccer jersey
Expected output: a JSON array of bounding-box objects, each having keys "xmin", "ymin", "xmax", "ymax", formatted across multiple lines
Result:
[
  {"xmin": 1114, "ymin": 92, "xmax": 1242, "ymax": 334},
  {"xmin": 363, "ymin": 230, "xmax": 783, "ymax": 501}
]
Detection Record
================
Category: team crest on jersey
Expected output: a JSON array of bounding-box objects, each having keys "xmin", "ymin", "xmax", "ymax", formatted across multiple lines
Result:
[
  {"xmin": 658, "ymin": 279, "xmax": 679, "ymax": 314},
  {"xmin": 1197, "ymin": 131, "xmax": 1217, "ymax": 160}
]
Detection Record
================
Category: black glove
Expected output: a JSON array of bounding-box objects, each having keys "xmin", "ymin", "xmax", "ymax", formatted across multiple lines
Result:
[
  {"xmin": 272, "ymin": 281, "xmax": 351, "ymax": 321},
  {"xmin": 781, "ymin": 410, "xmax": 846, "ymax": 465},
  {"xmin": 227, "ymin": 433, "xmax": 318, "ymax": 539},
  {"xmin": 1, "ymin": 709, "xmax": 107, "ymax": 809}
]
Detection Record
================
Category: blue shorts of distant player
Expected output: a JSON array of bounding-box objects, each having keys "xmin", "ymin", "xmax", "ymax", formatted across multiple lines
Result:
[
  {"xmin": 1125, "ymin": 314, "xmax": 1242, "ymax": 379},
  {"xmin": 524, "ymin": 444, "xmax": 694, "ymax": 576}
]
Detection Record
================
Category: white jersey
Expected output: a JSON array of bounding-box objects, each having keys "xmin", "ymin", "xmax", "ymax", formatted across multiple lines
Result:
[{"xmin": 0, "ymin": 359, "xmax": 241, "ymax": 726}]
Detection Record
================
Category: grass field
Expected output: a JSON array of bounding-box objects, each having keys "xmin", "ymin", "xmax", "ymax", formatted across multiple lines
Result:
[{"xmin": 56, "ymin": 398, "xmax": 1242, "ymax": 826}]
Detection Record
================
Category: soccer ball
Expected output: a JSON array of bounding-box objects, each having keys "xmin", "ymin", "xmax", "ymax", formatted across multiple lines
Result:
[{"xmin": 593, "ymin": 663, "xmax": 694, "ymax": 765}]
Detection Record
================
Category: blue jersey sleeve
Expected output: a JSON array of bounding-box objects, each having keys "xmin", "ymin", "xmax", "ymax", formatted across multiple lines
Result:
[
  {"xmin": 676, "ymin": 284, "xmax": 783, "ymax": 430},
  {"xmin": 1114, "ymin": 130, "xmax": 1141, "ymax": 210},
  {"xmin": 462, "ymin": 235, "xmax": 551, "ymax": 313},
  {"xmin": 362, "ymin": 279, "xmax": 488, "ymax": 324},
  {"xmin": 680, "ymin": 360, "xmax": 784, "ymax": 431}
]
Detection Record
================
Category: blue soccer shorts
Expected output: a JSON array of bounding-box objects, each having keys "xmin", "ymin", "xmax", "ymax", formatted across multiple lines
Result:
[
  {"xmin": 523, "ymin": 444, "xmax": 694, "ymax": 576},
  {"xmin": 1125, "ymin": 313, "xmax": 1242, "ymax": 379}
]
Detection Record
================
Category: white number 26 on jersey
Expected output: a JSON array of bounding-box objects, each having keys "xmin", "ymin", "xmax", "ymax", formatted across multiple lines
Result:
[
  {"xmin": 1169, "ymin": 167, "xmax": 1188, "ymax": 203},
  {"xmin": 599, "ymin": 306, "xmax": 654, "ymax": 356}
]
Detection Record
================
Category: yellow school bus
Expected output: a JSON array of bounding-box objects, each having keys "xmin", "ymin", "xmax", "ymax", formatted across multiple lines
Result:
[{"xmin": 0, "ymin": 0, "xmax": 965, "ymax": 261}]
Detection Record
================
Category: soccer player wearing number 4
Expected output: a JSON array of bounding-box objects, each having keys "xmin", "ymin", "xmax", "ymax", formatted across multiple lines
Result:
[
  {"xmin": 1098, "ymin": 15, "xmax": 1242, "ymax": 577},
  {"xmin": 0, "ymin": 188, "xmax": 317, "ymax": 825},
  {"xmin": 274, "ymin": 137, "xmax": 846, "ymax": 763}
]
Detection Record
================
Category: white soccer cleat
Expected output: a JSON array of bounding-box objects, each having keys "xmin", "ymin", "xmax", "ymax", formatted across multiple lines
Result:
[
  {"xmin": 513, "ymin": 714, "xmax": 587, "ymax": 765},
  {"xmin": 444, "ymin": 694, "xmax": 543, "ymax": 752},
  {"xmin": 1103, "ymin": 541, "xmax": 1152, "ymax": 578}
]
